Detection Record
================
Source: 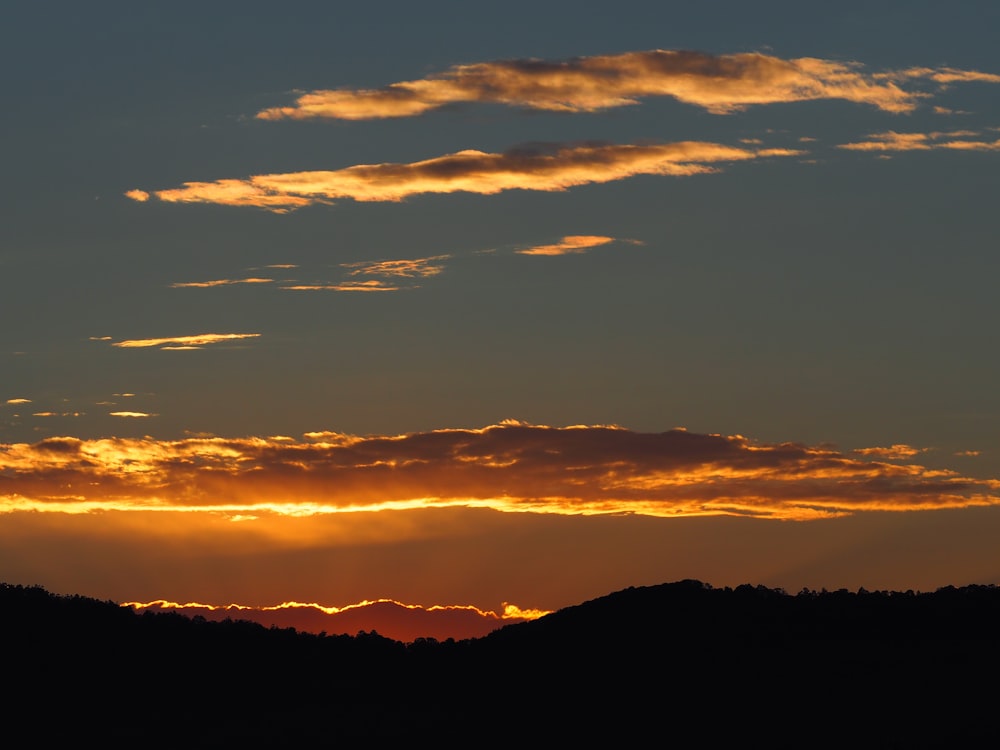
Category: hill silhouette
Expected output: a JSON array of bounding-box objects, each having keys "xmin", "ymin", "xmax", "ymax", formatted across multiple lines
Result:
[{"xmin": 3, "ymin": 580, "xmax": 998, "ymax": 745}]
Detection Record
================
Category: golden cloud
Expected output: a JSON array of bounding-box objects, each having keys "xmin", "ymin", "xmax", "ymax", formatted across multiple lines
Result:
[
  {"xmin": 109, "ymin": 333, "xmax": 262, "ymax": 349},
  {"xmin": 282, "ymin": 280, "xmax": 402, "ymax": 292},
  {"xmin": 517, "ymin": 235, "xmax": 616, "ymax": 256},
  {"xmin": 124, "ymin": 598, "xmax": 547, "ymax": 642},
  {"xmin": 253, "ymin": 49, "xmax": 984, "ymax": 120},
  {"xmin": 5, "ymin": 398, "xmax": 31, "ymax": 405},
  {"xmin": 126, "ymin": 140, "xmax": 801, "ymax": 211},
  {"xmin": 839, "ymin": 130, "xmax": 1000, "ymax": 152},
  {"xmin": 342, "ymin": 255, "xmax": 450, "ymax": 278},
  {"xmin": 854, "ymin": 445, "xmax": 928, "ymax": 460},
  {"xmin": 1, "ymin": 423, "xmax": 996, "ymax": 520},
  {"xmin": 170, "ymin": 278, "xmax": 274, "ymax": 288},
  {"xmin": 109, "ymin": 412, "xmax": 156, "ymax": 418}
]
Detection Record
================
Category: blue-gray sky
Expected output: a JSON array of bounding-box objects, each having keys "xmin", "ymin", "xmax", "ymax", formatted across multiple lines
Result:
[{"xmin": 1, "ymin": 1, "xmax": 998, "ymax": 631}]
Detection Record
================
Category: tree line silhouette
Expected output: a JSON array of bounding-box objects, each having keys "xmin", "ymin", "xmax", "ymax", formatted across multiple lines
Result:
[{"xmin": 3, "ymin": 579, "xmax": 998, "ymax": 745}]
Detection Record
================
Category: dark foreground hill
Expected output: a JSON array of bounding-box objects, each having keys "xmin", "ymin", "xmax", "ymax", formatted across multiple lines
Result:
[{"xmin": 3, "ymin": 580, "xmax": 999, "ymax": 746}]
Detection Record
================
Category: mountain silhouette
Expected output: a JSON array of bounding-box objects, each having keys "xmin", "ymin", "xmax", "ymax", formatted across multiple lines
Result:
[{"xmin": 3, "ymin": 580, "xmax": 998, "ymax": 745}]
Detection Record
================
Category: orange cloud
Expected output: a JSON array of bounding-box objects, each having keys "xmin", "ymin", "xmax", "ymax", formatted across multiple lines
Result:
[
  {"xmin": 253, "ymin": 49, "xmax": 977, "ymax": 121},
  {"xmin": 170, "ymin": 278, "xmax": 274, "ymax": 288},
  {"xmin": 5, "ymin": 399, "xmax": 31, "ymax": 405},
  {"xmin": 126, "ymin": 140, "xmax": 801, "ymax": 211},
  {"xmin": 854, "ymin": 445, "xmax": 928, "ymax": 460},
  {"xmin": 342, "ymin": 255, "xmax": 450, "ymax": 278},
  {"xmin": 124, "ymin": 189, "xmax": 150, "ymax": 202},
  {"xmin": 1, "ymin": 423, "xmax": 996, "ymax": 521},
  {"xmin": 109, "ymin": 333, "xmax": 262, "ymax": 349},
  {"xmin": 282, "ymin": 280, "xmax": 402, "ymax": 292},
  {"xmin": 839, "ymin": 130, "xmax": 1000, "ymax": 152},
  {"xmin": 109, "ymin": 412, "xmax": 156, "ymax": 418},
  {"xmin": 517, "ymin": 235, "xmax": 616, "ymax": 256},
  {"xmin": 887, "ymin": 67, "xmax": 1000, "ymax": 85},
  {"xmin": 125, "ymin": 598, "xmax": 547, "ymax": 642}
]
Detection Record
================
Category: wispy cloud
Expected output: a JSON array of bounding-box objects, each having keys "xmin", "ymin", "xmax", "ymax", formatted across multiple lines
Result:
[
  {"xmin": 31, "ymin": 412, "xmax": 83, "ymax": 418},
  {"xmin": 254, "ymin": 49, "xmax": 998, "ymax": 121},
  {"xmin": 109, "ymin": 411, "xmax": 157, "ymax": 418},
  {"xmin": 839, "ymin": 130, "xmax": 1000, "ymax": 152},
  {"xmin": 282, "ymin": 280, "xmax": 402, "ymax": 292},
  {"xmin": 1, "ymin": 423, "xmax": 996, "ymax": 520},
  {"xmin": 170, "ymin": 278, "xmax": 274, "ymax": 288},
  {"xmin": 854, "ymin": 445, "xmax": 928, "ymax": 460},
  {"xmin": 342, "ymin": 255, "xmax": 450, "ymax": 278},
  {"xmin": 127, "ymin": 140, "xmax": 801, "ymax": 211},
  {"xmin": 517, "ymin": 235, "xmax": 616, "ymax": 256},
  {"xmin": 5, "ymin": 399, "xmax": 31, "ymax": 405},
  {"xmin": 108, "ymin": 333, "xmax": 262, "ymax": 350}
]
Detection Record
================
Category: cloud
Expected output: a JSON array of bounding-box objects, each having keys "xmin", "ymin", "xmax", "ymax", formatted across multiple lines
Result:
[
  {"xmin": 516, "ymin": 235, "xmax": 616, "ymax": 256},
  {"xmin": 108, "ymin": 333, "xmax": 262, "ymax": 349},
  {"xmin": 839, "ymin": 130, "xmax": 1000, "ymax": 152},
  {"xmin": 854, "ymin": 445, "xmax": 928, "ymax": 460},
  {"xmin": 31, "ymin": 412, "xmax": 83, "ymax": 418},
  {"xmin": 109, "ymin": 411, "xmax": 156, "ymax": 418},
  {"xmin": 253, "ymin": 49, "xmax": 997, "ymax": 121},
  {"xmin": 127, "ymin": 140, "xmax": 801, "ymax": 211},
  {"xmin": 1, "ymin": 423, "xmax": 996, "ymax": 520},
  {"xmin": 342, "ymin": 255, "xmax": 450, "ymax": 278},
  {"xmin": 5, "ymin": 399, "xmax": 31, "ymax": 405},
  {"xmin": 170, "ymin": 278, "xmax": 274, "ymax": 288},
  {"xmin": 887, "ymin": 67, "xmax": 1000, "ymax": 85},
  {"xmin": 124, "ymin": 189, "xmax": 150, "ymax": 202},
  {"xmin": 125, "ymin": 598, "xmax": 546, "ymax": 642},
  {"xmin": 282, "ymin": 280, "xmax": 402, "ymax": 292}
]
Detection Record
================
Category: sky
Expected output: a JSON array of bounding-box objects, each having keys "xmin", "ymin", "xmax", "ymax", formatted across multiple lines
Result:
[{"xmin": 2, "ymin": 1, "xmax": 999, "ymax": 640}]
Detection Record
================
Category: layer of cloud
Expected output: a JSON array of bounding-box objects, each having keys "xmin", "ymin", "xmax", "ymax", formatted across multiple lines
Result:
[
  {"xmin": 254, "ymin": 49, "xmax": 1000, "ymax": 121},
  {"xmin": 126, "ymin": 598, "xmax": 546, "ymax": 642},
  {"xmin": 517, "ymin": 235, "xmax": 615, "ymax": 256},
  {"xmin": 839, "ymin": 130, "xmax": 1000, "ymax": 152},
  {"xmin": 170, "ymin": 278, "xmax": 274, "ymax": 288},
  {"xmin": 2, "ymin": 423, "xmax": 996, "ymax": 520},
  {"xmin": 126, "ymin": 140, "xmax": 801, "ymax": 211},
  {"xmin": 106, "ymin": 333, "xmax": 262, "ymax": 350}
]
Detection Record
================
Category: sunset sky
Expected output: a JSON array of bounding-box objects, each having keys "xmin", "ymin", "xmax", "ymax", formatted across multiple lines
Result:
[{"xmin": 2, "ymin": 1, "xmax": 999, "ymax": 640}]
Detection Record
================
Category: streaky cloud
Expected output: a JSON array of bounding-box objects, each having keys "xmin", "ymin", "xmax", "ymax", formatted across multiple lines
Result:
[
  {"xmin": 109, "ymin": 411, "xmax": 157, "ymax": 418},
  {"xmin": 1, "ymin": 422, "xmax": 996, "ymax": 520},
  {"xmin": 109, "ymin": 333, "xmax": 262, "ymax": 349},
  {"xmin": 127, "ymin": 140, "xmax": 802, "ymax": 212},
  {"xmin": 839, "ymin": 129, "xmax": 1000, "ymax": 152},
  {"xmin": 517, "ymin": 235, "xmax": 616, "ymax": 256},
  {"xmin": 170, "ymin": 278, "xmax": 274, "ymax": 288},
  {"xmin": 282, "ymin": 280, "xmax": 403, "ymax": 292},
  {"xmin": 253, "ymin": 49, "xmax": 988, "ymax": 120}
]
